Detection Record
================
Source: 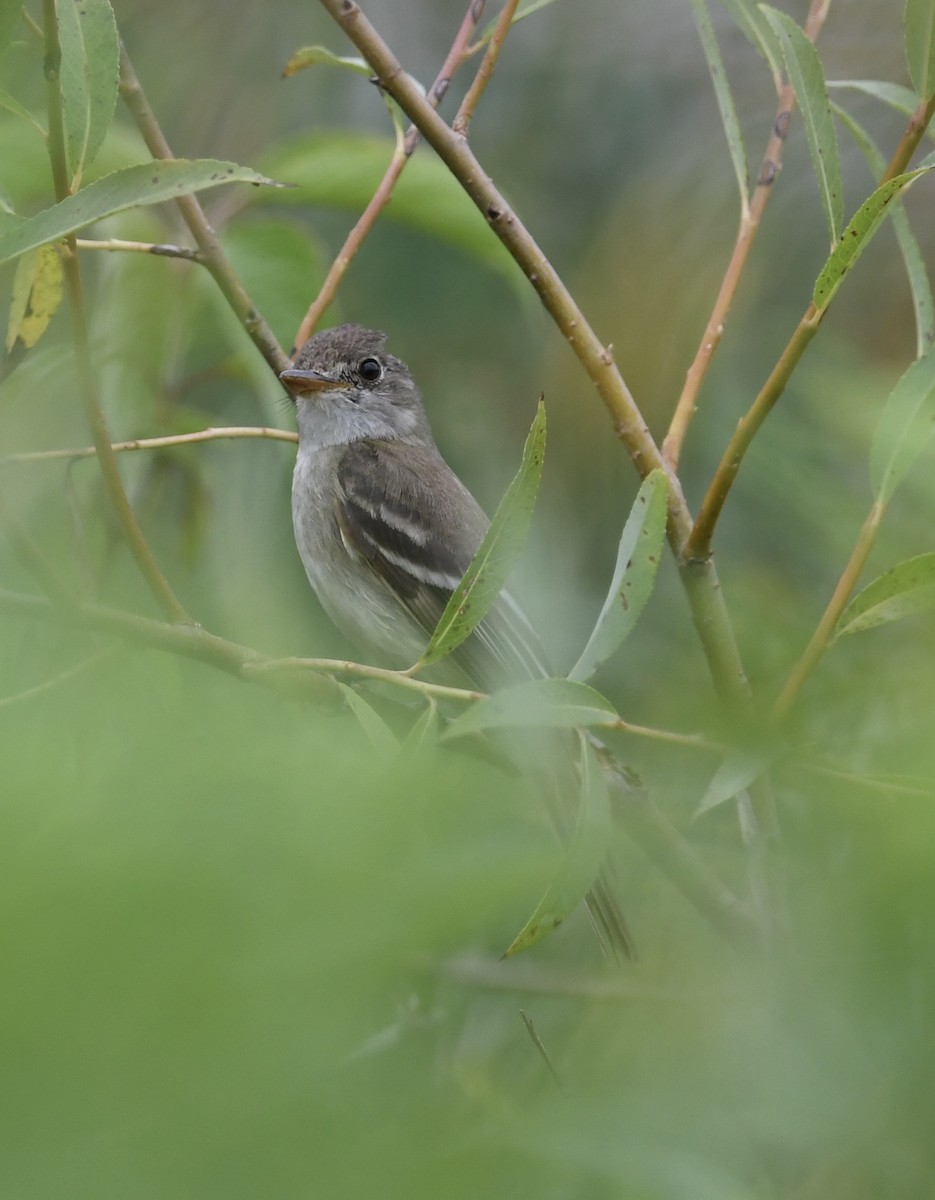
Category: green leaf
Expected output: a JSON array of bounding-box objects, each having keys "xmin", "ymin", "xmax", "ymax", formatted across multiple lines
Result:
[
  {"xmin": 827, "ymin": 79, "xmax": 922, "ymax": 118},
  {"xmin": 402, "ymin": 704, "xmax": 439, "ymax": 755},
  {"xmin": 221, "ymin": 216, "xmax": 325, "ymax": 351},
  {"xmin": 0, "ymin": 159, "xmax": 281, "ymax": 265},
  {"xmin": 258, "ymin": 133, "xmax": 524, "ymax": 290},
  {"xmin": 835, "ymin": 553, "xmax": 935, "ymax": 638},
  {"xmin": 0, "ymin": 89, "xmax": 45, "ymax": 136},
  {"xmin": 441, "ymin": 679, "xmax": 619, "ymax": 742},
  {"xmin": 869, "ymin": 344, "xmax": 935, "ymax": 502},
  {"xmin": 689, "ymin": 0, "xmax": 749, "ymax": 208},
  {"xmin": 475, "ymin": 0, "xmax": 563, "ymax": 46},
  {"xmin": 568, "ymin": 470, "xmax": 669, "ymax": 683},
  {"xmin": 57, "ymin": 0, "xmax": 119, "ymax": 186},
  {"xmin": 282, "ymin": 44, "xmax": 372, "ymax": 78},
  {"xmin": 906, "ymin": 0, "xmax": 935, "ymax": 100},
  {"xmin": 503, "ymin": 736, "xmax": 611, "ymax": 957},
  {"xmin": 336, "ymin": 683, "xmax": 399, "ymax": 756},
  {"xmin": 417, "ymin": 400, "xmax": 546, "ymax": 670},
  {"xmin": 812, "ymin": 165, "xmax": 934, "ymax": 314},
  {"xmin": 5, "ymin": 244, "xmax": 63, "ymax": 352},
  {"xmin": 694, "ymin": 744, "xmax": 774, "ymax": 818},
  {"xmin": 833, "ymin": 103, "xmax": 934, "ymax": 356},
  {"xmin": 0, "ymin": 2, "xmax": 23, "ymax": 55},
  {"xmin": 762, "ymin": 7, "xmax": 843, "ymax": 245},
  {"xmin": 716, "ymin": 0, "xmax": 783, "ymax": 84}
]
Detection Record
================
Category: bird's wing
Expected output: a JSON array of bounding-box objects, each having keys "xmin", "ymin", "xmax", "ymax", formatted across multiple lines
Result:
[{"xmin": 335, "ymin": 439, "xmax": 550, "ymax": 688}]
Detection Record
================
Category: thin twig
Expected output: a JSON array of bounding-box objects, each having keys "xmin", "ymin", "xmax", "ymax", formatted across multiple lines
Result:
[
  {"xmin": 75, "ymin": 237, "xmax": 203, "ymax": 261},
  {"xmin": 2, "ymin": 426, "xmax": 298, "ymax": 466},
  {"xmin": 291, "ymin": 0, "xmax": 486, "ymax": 352},
  {"xmin": 42, "ymin": 1, "xmax": 189, "ymax": 623},
  {"xmin": 772, "ymin": 500, "xmax": 884, "ymax": 719},
  {"xmin": 117, "ymin": 44, "xmax": 291, "ymax": 377},
  {"xmin": 519, "ymin": 1010, "xmax": 562, "ymax": 1088},
  {"xmin": 0, "ymin": 650, "xmax": 113, "ymax": 709},
  {"xmin": 452, "ymin": 0, "xmax": 520, "ymax": 136}
]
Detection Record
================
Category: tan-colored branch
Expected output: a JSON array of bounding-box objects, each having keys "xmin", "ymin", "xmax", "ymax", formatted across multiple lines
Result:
[
  {"xmin": 75, "ymin": 237, "xmax": 202, "ymax": 261},
  {"xmin": 452, "ymin": 0, "xmax": 520, "ymax": 136},
  {"xmin": 2, "ymin": 425, "xmax": 297, "ymax": 465},
  {"xmin": 291, "ymin": 0, "xmax": 486, "ymax": 352}
]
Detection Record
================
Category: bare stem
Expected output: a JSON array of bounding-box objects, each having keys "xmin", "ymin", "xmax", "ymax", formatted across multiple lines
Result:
[
  {"xmin": 292, "ymin": 0, "xmax": 485, "ymax": 352},
  {"xmin": 773, "ymin": 499, "xmax": 885, "ymax": 719},
  {"xmin": 453, "ymin": 0, "xmax": 520, "ymax": 136},
  {"xmin": 42, "ymin": 1, "xmax": 189, "ymax": 623},
  {"xmin": 75, "ymin": 237, "xmax": 203, "ymax": 261},
  {"xmin": 117, "ymin": 44, "xmax": 291, "ymax": 377},
  {"xmin": 2, "ymin": 426, "xmax": 297, "ymax": 465}
]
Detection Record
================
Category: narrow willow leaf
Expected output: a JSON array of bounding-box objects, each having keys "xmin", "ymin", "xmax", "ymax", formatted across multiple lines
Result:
[
  {"xmin": 0, "ymin": 160, "xmax": 281, "ymax": 265},
  {"xmin": 282, "ymin": 44, "xmax": 371, "ymax": 78},
  {"xmin": 827, "ymin": 79, "xmax": 922, "ymax": 118},
  {"xmin": 336, "ymin": 683, "xmax": 399, "ymax": 756},
  {"xmin": 402, "ymin": 703, "xmax": 439, "ymax": 755},
  {"xmin": 717, "ymin": 0, "xmax": 783, "ymax": 83},
  {"xmin": 569, "ymin": 470, "xmax": 668, "ymax": 683},
  {"xmin": 812, "ymin": 166, "xmax": 934, "ymax": 313},
  {"xmin": 5, "ymin": 245, "xmax": 64, "ymax": 352},
  {"xmin": 417, "ymin": 400, "xmax": 546, "ymax": 670},
  {"xmin": 0, "ymin": 89, "xmax": 45, "ymax": 135},
  {"xmin": 762, "ymin": 7, "xmax": 842, "ymax": 244},
  {"xmin": 441, "ymin": 679, "xmax": 619, "ymax": 742},
  {"xmin": 906, "ymin": 0, "xmax": 935, "ymax": 100},
  {"xmin": 694, "ymin": 745, "xmax": 773, "ymax": 818},
  {"xmin": 833, "ymin": 103, "xmax": 934, "ymax": 355},
  {"xmin": 835, "ymin": 553, "xmax": 935, "ymax": 638},
  {"xmin": 57, "ymin": 0, "xmax": 119, "ymax": 186},
  {"xmin": 869, "ymin": 345, "xmax": 935, "ymax": 501},
  {"xmin": 503, "ymin": 736, "xmax": 610, "ymax": 957},
  {"xmin": 689, "ymin": 0, "xmax": 749, "ymax": 208},
  {"xmin": 476, "ymin": 0, "xmax": 563, "ymax": 47}
]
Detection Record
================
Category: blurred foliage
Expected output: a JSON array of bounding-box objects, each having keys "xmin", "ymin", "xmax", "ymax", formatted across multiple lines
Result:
[{"xmin": 2, "ymin": 1, "xmax": 935, "ymax": 1196}]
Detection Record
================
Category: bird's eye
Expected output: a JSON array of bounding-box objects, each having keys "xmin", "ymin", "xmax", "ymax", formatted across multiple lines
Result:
[{"xmin": 358, "ymin": 357, "xmax": 382, "ymax": 383}]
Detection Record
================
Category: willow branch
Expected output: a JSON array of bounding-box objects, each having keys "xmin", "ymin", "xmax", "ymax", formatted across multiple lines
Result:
[
  {"xmin": 43, "ymin": 1, "xmax": 189, "ymax": 623},
  {"xmin": 291, "ymin": 0, "xmax": 485, "ymax": 351},
  {"xmin": 452, "ymin": 0, "xmax": 520, "ymax": 135},
  {"xmin": 117, "ymin": 44, "xmax": 291, "ymax": 377},
  {"xmin": 75, "ymin": 237, "xmax": 203, "ymax": 261},
  {"xmin": 2, "ymin": 426, "xmax": 297, "ymax": 465}
]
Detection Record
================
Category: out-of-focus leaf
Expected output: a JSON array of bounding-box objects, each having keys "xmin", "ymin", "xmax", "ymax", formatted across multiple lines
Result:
[
  {"xmin": 402, "ymin": 704, "xmax": 439, "ymax": 755},
  {"xmin": 716, "ymin": 0, "xmax": 782, "ymax": 84},
  {"xmin": 905, "ymin": 0, "xmax": 935, "ymax": 100},
  {"xmin": 503, "ymin": 736, "xmax": 610, "ymax": 957},
  {"xmin": 258, "ymin": 133, "xmax": 524, "ymax": 289},
  {"xmin": 689, "ymin": 0, "xmax": 749, "ymax": 208},
  {"xmin": 418, "ymin": 401, "xmax": 545, "ymax": 670},
  {"xmin": 336, "ymin": 683, "xmax": 399, "ymax": 756},
  {"xmin": 835, "ymin": 553, "xmax": 935, "ymax": 638},
  {"xmin": 222, "ymin": 217, "xmax": 324, "ymax": 351},
  {"xmin": 0, "ymin": 89, "xmax": 44, "ymax": 136},
  {"xmin": 5, "ymin": 245, "xmax": 63, "ymax": 352},
  {"xmin": 827, "ymin": 79, "xmax": 922, "ymax": 118},
  {"xmin": 833, "ymin": 103, "xmax": 934, "ymax": 355},
  {"xmin": 812, "ymin": 165, "xmax": 934, "ymax": 313},
  {"xmin": 57, "ymin": 0, "xmax": 119, "ymax": 186},
  {"xmin": 0, "ymin": 160, "xmax": 282, "ymax": 265},
  {"xmin": 869, "ymin": 344, "xmax": 935, "ymax": 502},
  {"xmin": 441, "ymin": 679, "xmax": 619, "ymax": 741},
  {"xmin": 763, "ymin": 7, "xmax": 842, "ymax": 245},
  {"xmin": 282, "ymin": 44, "xmax": 371, "ymax": 78},
  {"xmin": 569, "ymin": 470, "xmax": 668, "ymax": 683},
  {"xmin": 695, "ymin": 745, "xmax": 774, "ymax": 818}
]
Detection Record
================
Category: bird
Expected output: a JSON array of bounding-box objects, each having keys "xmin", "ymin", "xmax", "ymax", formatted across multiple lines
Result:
[{"xmin": 281, "ymin": 323, "xmax": 633, "ymax": 959}]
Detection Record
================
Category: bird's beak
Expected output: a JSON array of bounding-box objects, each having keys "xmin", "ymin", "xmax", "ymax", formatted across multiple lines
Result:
[{"xmin": 279, "ymin": 367, "xmax": 349, "ymax": 396}]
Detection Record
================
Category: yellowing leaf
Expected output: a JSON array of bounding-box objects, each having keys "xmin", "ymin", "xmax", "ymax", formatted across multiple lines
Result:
[{"xmin": 5, "ymin": 245, "xmax": 64, "ymax": 352}]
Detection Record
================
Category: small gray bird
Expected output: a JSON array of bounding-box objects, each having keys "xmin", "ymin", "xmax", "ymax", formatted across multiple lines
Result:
[{"xmin": 282, "ymin": 324, "xmax": 633, "ymax": 958}]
